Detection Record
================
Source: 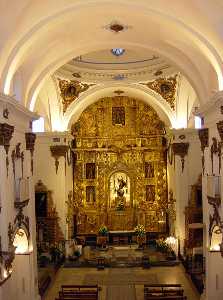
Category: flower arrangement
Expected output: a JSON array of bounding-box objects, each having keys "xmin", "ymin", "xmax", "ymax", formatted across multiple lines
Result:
[
  {"xmin": 156, "ymin": 238, "xmax": 171, "ymax": 253},
  {"xmin": 98, "ymin": 225, "xmax": 109, "ymax": 236},
  {"xmin": 134, "ymin": 224, "xmax": 146, "ymax": 237}
]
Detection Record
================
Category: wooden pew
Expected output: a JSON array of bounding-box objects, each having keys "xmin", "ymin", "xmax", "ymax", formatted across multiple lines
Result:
[
  {"xmin": 144, "ymin": 284, "xmax": 186, "ymax": 300},
  {"xmin": 144, "ymin": 297, "xmax": 187, "ymax": 300},
  {"xmin": 56, "ymin": 285, "xmax": 99, "ymax": 300}
]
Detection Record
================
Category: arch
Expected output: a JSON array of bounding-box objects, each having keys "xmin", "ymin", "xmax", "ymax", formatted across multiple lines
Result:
[
  {"xmin": 0, "ymin": 1, "xmax": 221, "ymax": 107},
  {"xmin": 27, "ymin": 41, "xmax": 206, "ymax": 112},
  {"xmin": 64, "ymin": 83, "xmax": 177, "ymax": 131}
]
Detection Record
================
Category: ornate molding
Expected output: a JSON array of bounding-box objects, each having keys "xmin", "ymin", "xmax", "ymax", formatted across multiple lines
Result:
[
  {"xmin": 25, "ymin": 132, "xmax": 36, "ymax": 175},
  {"xmin": 50, "ymin": 145, "xmax": 68, "ymax": 174},
  {"xmin": 58, "ymin": 79, "xmax": 95, "ymax": 113},
  {"xmin": 198, "ymin": 128, "xmax": 209, "ymax": 174},
  {"xmin": 172, "ymin": 142, "xmax": 189, "ymax": 172},
  {"xmin": 140, "ymin": 75, "xmax": 177, "ymax": 110},
  {"xmin": 0, "ymin": 123, "xmax": 14, "ymax": 177}
]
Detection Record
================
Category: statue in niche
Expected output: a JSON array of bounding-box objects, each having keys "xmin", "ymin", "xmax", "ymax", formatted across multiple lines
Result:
[
  {"xmin": 145, "ymin": 162, "xmax": 154, "ymax": 178},
  {"xmin": 115, "ymin": 176, "xmax": 127, "ymax": 210},
  {"xmin": 110, "ymin": 172, "xmax": 130, "ymax": 209},
  {"xmin": 116, "ymin": 177, "xmax": 127, "ymax": 197},
  {"xmin": 86, "ymin": 186, "xmax": 96, "ymax": 204},
  {"xmin": 146, "ymin": 185, "xmax": 155, "ymax": 202},
  {"xmin": 86, "ymin": 163, "xmax": 96, "ymax": 179},
  {"xmin": 112, "ymin": 107, "xmax": 125, "ymax": 126}
]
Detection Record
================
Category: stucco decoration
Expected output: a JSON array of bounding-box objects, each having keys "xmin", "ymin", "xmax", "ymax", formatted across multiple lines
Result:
[
  {"xmin": 58, "ymin": 79, "xmax": 95, "ymax": 113},
  {"xmin": 140, "ymin": 75, "xmax": 178, "ymax": 110}
]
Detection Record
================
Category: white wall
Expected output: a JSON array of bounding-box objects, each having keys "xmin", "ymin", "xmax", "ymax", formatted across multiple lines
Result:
[
  {"xmin": 34, "ymin": 133, "xmax": 73, "ymax": 239},
  {"xmin": 0, "ymin": 94, "xmax": 39, "ymax": 300},
  {"xmin": 168, "ymin": 129, "xmax": 202, "ymax": 254}
]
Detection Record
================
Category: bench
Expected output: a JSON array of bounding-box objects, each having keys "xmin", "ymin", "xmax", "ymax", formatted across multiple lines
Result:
[
  {"xmin": 144, "ymin": 284, "xmax": 186, "ymax": 300},
  {"xmin": 55, "ymin": 285, "xmax": 99, "ymax": 300}
]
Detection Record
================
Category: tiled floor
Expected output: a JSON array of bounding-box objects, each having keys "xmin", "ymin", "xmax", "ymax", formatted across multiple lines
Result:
[{"xmin": 44, "ymin": 265, "xmax": 200, "ymax": 300}]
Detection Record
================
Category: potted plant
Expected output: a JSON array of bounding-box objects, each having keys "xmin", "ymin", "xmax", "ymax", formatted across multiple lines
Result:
[
  {"xmin": 134, "ymin": 224, "xmax": 146, "ymax": 248},
  {"xmin": 97, "ymin": 225, "xmax": 109, "ymax": 248},
  {"xmin": 98, "ymin": 225, "xmax": 108, "ymax": 236}
]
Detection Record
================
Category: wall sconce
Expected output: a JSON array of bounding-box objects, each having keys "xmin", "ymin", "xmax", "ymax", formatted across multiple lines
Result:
[
  {"xmin": 208, "ymin": 196, "xmax": 223, "ymax": 257},
  {"xmin": 13, "ymin": 228, "xmax": 29, "ymax": 255},
  {"xmin": 50, "ymin": 145, "xmax": 68, "ymax": 174},
  {"xmin": 0, "ymin": 237, "xmax": 14, "ymax": 286}
]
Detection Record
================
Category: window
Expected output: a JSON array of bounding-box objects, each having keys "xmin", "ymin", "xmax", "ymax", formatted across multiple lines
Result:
[
  {"xmin": 111, "ymin": 48, "xmax": 125, "ymax": 57},
  {"xmin": 195, "ymin": 116, "xmax": 202, "ymax": 129},
  {"xmin": 32, "ymin": 117, "xmax": 45, "ymax": 132}
]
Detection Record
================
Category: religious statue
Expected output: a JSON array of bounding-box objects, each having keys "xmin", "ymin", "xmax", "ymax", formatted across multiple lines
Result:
[
  {"xmin": 146, "ymin": 185, "xmax": 155, "ymax": 202},
  {"xmin": 145, "ymin": 162, "xmax": 154, "ymax": 178},
  {"xmin": 86, "ymin": 163, "xmax": 96, "ymax": 179},
  {"xmin": 115, "ymin": 176, "xmax": 127, "ymax": 210},
  {"xmin": 86, "ymin": 186, "xmax": 96, "ymax": 207}
]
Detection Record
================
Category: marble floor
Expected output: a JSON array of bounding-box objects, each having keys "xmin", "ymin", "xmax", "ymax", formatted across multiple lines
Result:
[{"xmin": 44, "ymin": 265, "xmax": 200, "ymax": 300}]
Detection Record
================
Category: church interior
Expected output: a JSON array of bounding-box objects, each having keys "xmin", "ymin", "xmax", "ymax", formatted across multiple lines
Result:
[{"xmin": 1, "ymin": 1, "xmax": 223, "ymax": 300}]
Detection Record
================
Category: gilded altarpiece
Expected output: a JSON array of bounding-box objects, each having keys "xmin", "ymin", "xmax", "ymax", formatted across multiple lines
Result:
[{"xmin": 71, "ymin": 96, "xmax": 167, "ymax": 236}]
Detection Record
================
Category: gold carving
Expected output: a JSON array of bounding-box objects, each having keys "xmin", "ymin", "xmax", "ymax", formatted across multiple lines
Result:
[
  {"xmin": 58, "ymin": 79, "xmax": 95, "ymax": 113},
  {"xmin": 70, "ymin": 96, "xmax": 168, "ymax": 236},
  {"xmin": 140, "ymin": 75, "xmax": 177, "ymax": 110}
]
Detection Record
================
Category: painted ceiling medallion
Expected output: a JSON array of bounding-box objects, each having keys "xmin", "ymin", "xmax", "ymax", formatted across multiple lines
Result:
[
  {"xmin": 140, "ymin": 75, "xmax": 178, "ymax": 111},
  {"xmin": 104, "ymin": 21, "xmax": 130, "ymax": 33},
  {"xmin": 58, "ymin": 79, "xmax": 95, "ymax": 113}
]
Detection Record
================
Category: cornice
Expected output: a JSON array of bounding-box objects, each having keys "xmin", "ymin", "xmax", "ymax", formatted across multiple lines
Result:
[{"xmin": 0, "ymin": 93, "xmax": 39, "ymax": 120}]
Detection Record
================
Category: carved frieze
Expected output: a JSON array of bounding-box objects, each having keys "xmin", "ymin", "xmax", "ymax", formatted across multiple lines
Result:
[
  {"xmin": 0, "ymin": 123, "xmax": 14, "ymax": 177},
  {"xmin": 25, "ymin": 132, "xmax": 36, "ymax": 175},
  {"xmin": 172, "ymin": 142, "xmax": 189, "ymax": 172},
  {"xmin": 58, "ymin": 79, "xmax": 95, "ymax": 113},
  {"xmin": 140, "ymin": 75, "xmax": 177, "ymax": 110}
]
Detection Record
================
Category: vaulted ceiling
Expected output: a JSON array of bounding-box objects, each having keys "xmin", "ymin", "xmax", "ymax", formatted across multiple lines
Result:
[{"xmin": 0, "ymin": 0, "xmax": 222, "ymax": 130}]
